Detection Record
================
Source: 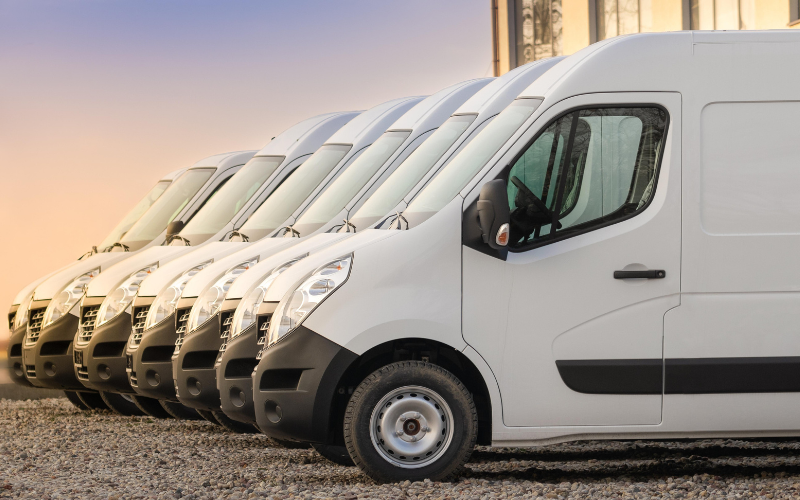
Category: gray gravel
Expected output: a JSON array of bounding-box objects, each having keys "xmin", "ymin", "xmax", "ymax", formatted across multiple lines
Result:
[{"xmin": 2, "ymin": 398, "xmax": 800, "ymax": 499}]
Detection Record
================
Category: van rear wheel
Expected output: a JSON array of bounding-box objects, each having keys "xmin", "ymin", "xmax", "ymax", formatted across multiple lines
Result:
[
  {"xmin": 63, "ymin": 391, "xmax": 89, "ymax": 410},
  {"xmin": 100, "ymin": 392, "xmax": 145, "ymax": 416},
  {"xmin": 343, "ymin": 361, "xmax": 477, "ymax": 483}
]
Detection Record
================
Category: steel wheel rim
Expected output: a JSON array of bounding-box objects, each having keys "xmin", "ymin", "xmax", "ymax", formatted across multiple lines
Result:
[{"xmin": 369, "ymin": 385, "xmax": 454, "ymax": 469}]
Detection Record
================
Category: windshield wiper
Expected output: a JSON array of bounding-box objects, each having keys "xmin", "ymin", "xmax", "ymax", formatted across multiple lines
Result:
[
  {"xmin": 279, "ymin": 225, "xmax": 300, "ymax": 238},
  {"xmin": 78, "ymin": 246, "xmax": 98, "ymax": 260},
  {"xmin": 108, "ymin": 242, "xmax": 130, "ymax": 252},
  {"xmin": 166, "ymin": 234, "xmax": 191, "ymax": 246},
  {"xmin": 393, "ymin": 211, "xmax": 409, "ymax": 230},
  {"xmin": 229, "ymin": 230, "xmax": 249, "ymax": 242}
]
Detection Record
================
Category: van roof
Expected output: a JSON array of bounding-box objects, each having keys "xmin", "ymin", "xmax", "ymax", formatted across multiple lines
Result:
[
  {"xmin": 456, "ymin": 58, "xmax": 563, "ymax": 116},
  {"xmin": 325, "ymin": 96, "xmax": 425, "ymax": 145},
  {"xmin": 255, "ymin": 111, "xmax": 361, "ymax": 158},
  {"xmin": 387, "ymin": 79, "xmax": 492, "ymax": 131},
  {"xmin": 159, "ymin": 169, "xmax": 187, "ymax": 182},
  {"xmin": 519, "ymin": 30, "xmax": 800, "ymax": 104},
  {"xmin": 187, "ymin": 151, "xmax": 255, "ymax": 169}
]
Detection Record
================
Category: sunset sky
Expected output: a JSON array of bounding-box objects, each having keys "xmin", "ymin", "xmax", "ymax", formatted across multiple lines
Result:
[{"xmin": 0, "ymin": 0, "xmax": 491, "ymax": 339}]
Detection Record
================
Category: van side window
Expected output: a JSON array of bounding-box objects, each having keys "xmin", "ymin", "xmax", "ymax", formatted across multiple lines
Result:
[{"xmin": 506, "ymin": 107, "xmax": 667, "ymax": 250}]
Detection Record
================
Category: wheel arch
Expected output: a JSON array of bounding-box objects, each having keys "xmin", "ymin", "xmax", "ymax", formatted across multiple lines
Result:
[{"xmin": 328, "ymin": 337, "xmax": 493, "ymax": 446}]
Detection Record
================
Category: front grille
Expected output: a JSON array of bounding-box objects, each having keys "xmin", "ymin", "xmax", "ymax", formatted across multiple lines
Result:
[
  {"xmin": 220, "ymin": 311, "xmax": 234, "ymax": 339},
  {"xmin": 130, "ymin": 306, "xmax": 149, "ymax": 346},
  {"xmin": 254, "ymin": 314, "xmax": 272, "ymax": 360},
  {"xmin": 173, "ymin": 307, "xmax": 191, "ymax": 355},
  {"xmin": 76, "ymin": 366, "xmax": 89, "ymax": 380},
  {"xmin": 77, "ymin": 305, "xmax": 100, "ymax": 344},
  {"xmin": 8, "ymin": 312, "xmax": 16, "ymax": 331},
  {"xmin": 25, "ymin": 308, "xmax": 47, "ymax": 345},
  {"xmin": 25, "ymin": 365, "xmax": 36, "ymax": 378}
]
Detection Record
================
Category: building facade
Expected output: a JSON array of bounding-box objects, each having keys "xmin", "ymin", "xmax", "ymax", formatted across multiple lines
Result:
[{"xmin": 492, "ymin": 0, "xmax": 800, "ymax": 74}]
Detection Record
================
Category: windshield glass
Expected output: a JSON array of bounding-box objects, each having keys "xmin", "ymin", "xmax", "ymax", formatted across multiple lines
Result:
[
  {"xmin": 351, "ymin": 116, "xmax": 475, "ymax": 221},
  {"xmin": 238, "ymin": 145, "xmax": 351, "ymax": 237},
  {"xmin": 179, "ymin": 156, "xmax": 284, "ymax": 238},
  {"xmin": 404, "ymin": 99, "xmax": 541, "ymax": 218},
  {"xmin": 98, "ymin": 180, "xmax": 170, "ymax": 251},
  {"xmin": 293, "ymin": 131, "xmax": 410, "ymax": 226},
  {"xmin": 119, "ymin": 168, "xmax": 214, "ymax": 248}
]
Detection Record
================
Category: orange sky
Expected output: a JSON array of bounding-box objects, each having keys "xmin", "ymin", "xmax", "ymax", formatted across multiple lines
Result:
[{"xmin": 0, "ymin": 1, "xmax": 491, "ymax": 340}]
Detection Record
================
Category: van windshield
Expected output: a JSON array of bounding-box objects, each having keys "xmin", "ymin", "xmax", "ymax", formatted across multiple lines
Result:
[
  {"xmin": 178, "ymin": 156, "xmax": 285, "ymax": 241},
  {"xmin": 98, "ymin": 180, "xmax": 170, "ymax": 251},
  {"xmin": 238, "ymin": 144, "xmax": 351, "ymax": 239},
  {"xmin": 292, "ymin": 131, "xmax": 410, "ymax": 227},
  {"xmin": 119, "ymin": 168, "xmax": 214, "ymax": 249},
  {"xmin": 403, "ymin": 99, "xmax": 541, "ymax": 222},
  {"xmin": 351, "ymin": 115, "xmax": 475, "ymax": 223}
]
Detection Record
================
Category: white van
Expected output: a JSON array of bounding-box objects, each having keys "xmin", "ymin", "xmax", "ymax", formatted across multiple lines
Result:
[
  {"xmin": 249, "ymin": 31, "xmax": 800, "ymax": 482},
  {"xmin": 72, "ymin": 111, "xmax": 359, "ymax": 417},
  {"xmin": 214, "ymin": 62, "xmax": 560, "ymax": 436},
  {"xmin": 20, "ymin": 153, "xmax": 255, "ymax": 403},
  {"xmin": 169, "ymin": 81, "xmax": 491, "ymax": 430},
  {"xmin": 131, "ymin": 87, "xmax": 473, "ymax": 421},
  {"xmin": 7, "ymin": 169, "xmax": 182, "ymax": 399}
]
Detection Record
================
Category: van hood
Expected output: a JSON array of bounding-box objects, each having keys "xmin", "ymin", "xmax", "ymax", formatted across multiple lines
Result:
[
  {"xmin": 137, "ymin": 242, "xmax": 250, "ymax": 298},
  {"xmin": 85, "ymin": 246, "xmax": 194, "ymax": 298},
  {"xmin": 225, "ymin": 233, "xmax": 355, "ymax": 301},
  {"xmin": 12, "ymin": 259, "xmax": 77, "ymax": 305},
  {"xmin": 33, "ymin": 252, "xmax": 136, "ymax": 301},
  {"xmin": 181, "ymin": 238, "xmax": 299, "ymax": 299},
  {"xmin": 264, "ymin": 229, "xmax": 399, "ymax": 302}
]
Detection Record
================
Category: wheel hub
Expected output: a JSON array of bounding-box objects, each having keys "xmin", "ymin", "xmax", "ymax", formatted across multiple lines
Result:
[{"xmin": 370, "ymin": 386, "xmax": 454, "ymax": 469}]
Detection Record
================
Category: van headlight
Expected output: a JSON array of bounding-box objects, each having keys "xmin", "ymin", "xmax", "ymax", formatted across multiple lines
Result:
[
  {"xmin": 144, "ymin": 260, "xmax": 212, "ymax": 331},
  {"xmin": 229, "ymin": 257, "xmax": 306, "ymax": 340},
  {"xmin": 186, "ymin": 257, "xmax": 259, "ymax": 334},
  {"xmin": 14, "ymin": 293, "xmax": 33, "ymax": 330},
  {"xmin": 41, "ymin": 268, "xmax": 101, "ymax": 329},
  {"xmin": 96, "ymin": 264, "xmax": 158, "ymax": 329},
  {"xmin": 267, "ymin": 254, "xmax": 352, "ymax": 347}
]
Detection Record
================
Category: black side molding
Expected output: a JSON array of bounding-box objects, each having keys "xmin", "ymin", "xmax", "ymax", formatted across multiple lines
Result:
[
  {"xmin": 556, "ymin": 356, "xmax": 800, "ymax": 395},
  {"xmin": 613, "ymin": 270, "xmax": 665, "ymax": 279}
]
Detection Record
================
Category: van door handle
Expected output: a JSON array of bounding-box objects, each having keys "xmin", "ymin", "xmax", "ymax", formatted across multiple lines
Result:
[{"xmin": 614, "ymin": 270, "xmax": 666, "ymax": 279}]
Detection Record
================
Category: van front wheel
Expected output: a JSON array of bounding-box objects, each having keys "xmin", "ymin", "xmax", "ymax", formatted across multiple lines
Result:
[{"xmin": 343, "ymin": 361, "xmax": 477, "ymax": 483}]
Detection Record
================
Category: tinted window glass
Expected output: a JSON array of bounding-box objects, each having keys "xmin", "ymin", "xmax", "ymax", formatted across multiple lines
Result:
[
  {"xmin": 120, "ymin": 168, "xmax": 214, "ymax": 245},
  {"xmin": 352, "ymin": 116, "xmax": 475, "ymax": 221},
  {"xmin": 506, "ymin": 107, "xmax": 667, "ymax": 249},
  {"xmin": 404, "ymin": 99, "xmax": 541, "ymax": 219},
  {"xmin": 239, "ymin": 145, "xmax": 351, "ymax": 235},
  {"xmin": 293, "ymin": 131, "xmax": 410, "ymax": 226},
  {"xmin": 98, "ymin": 181, "xmax": 170, "ymax": 251},
  {"xmin": 179, "ymin": 156, "xmax": 284, "ymax": 238}
]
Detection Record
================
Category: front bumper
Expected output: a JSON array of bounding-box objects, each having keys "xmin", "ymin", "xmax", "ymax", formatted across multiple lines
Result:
[
  {"xmin": 173, "ymin": 311, "xmax": 223, "ymax": 411},
  {"xmin": 73, "ymin": 301, "xmax": 134, "ymax": 394},
  {"xmin": 128, "ymin": 312, "xmax": 178, "ymax": 401},
  {"xmin": 216, "ymin": 323, "xmax": 260, "ymax": 425},
  {"xmin": 21, "ymin": 314, "xmax": 82, "ymax": 390},
  {"xmin": 7, "ymin": 324, "xmax": 32, "ymax": 387},
  {"xmin": 253, "ymin": 325, "xmax": 357, "ymax": 444}
]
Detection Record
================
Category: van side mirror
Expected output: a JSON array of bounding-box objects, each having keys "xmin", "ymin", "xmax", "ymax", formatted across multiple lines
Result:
[
  {"xmin": 477, "ymin": 179, "xmax": 511, "ymax": 250},
  {"xmin": 166, "ymin": 220, "xmax": 184, "ymax": 239}
]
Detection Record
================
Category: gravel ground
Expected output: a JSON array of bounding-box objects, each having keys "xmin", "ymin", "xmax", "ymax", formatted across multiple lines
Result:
[{"xmin": 2, "ymin": 398, "xmax": 800, "ymax": 499}]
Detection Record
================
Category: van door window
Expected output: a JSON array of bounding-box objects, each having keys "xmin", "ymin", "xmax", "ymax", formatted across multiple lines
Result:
[{"xmin": 506, "ymin": 106, "xmax": 667, "ymax": 250}]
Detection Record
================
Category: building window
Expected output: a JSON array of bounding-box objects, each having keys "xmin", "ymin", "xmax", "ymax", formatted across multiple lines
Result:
[
  {"xmin": 690, "ymin": 0, "xmax": 757, "ymax": 30},
  {"xmin": 515, "ymin": 0, "xmax": 563, "ymax": 65},
  {"xmin": 597, "ymin": 0, "xmax": 658, "ymax": 40}
]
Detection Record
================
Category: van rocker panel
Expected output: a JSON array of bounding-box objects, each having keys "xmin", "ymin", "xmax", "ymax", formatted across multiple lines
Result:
[
  {"xmin": 254, "ymin": 325, "xmax": 357, "ymax": 444},
  {"xmin": 76, "ymin": 310, "xmax": 134, "ymax": 394},
  {"xmin": 21, "ymin": 314, "xmax": 81, "ymax": 390},
  {"xmin": 217, "ymin": 324, "xmax": 260, "ymax": 425},
  {"xmin": 8, "ymin": 325, "xmax": 32, "ymax": 387},
  {"xmin": 128, "ymin": 314, "xmax": 179, "ymax": 401},
  {"xmin": 174, "ymin": 312, "xmax": 224, "ymax": 411}
]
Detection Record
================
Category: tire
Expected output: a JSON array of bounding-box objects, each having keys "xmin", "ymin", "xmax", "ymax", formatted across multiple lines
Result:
[
  {"xmin": 160, "ymin": 400, "xmax": 203, "ymax": 420},
  {"xmin": 76, "ymin": 391, "xmax": 110, "ymax": 410},
  {"xmin": 343, "ymin": 361, "xmax": 477, "ymax": 483},
  {"xmin": 130, "ymin": 395, "xmax": 173, "ymax": 419},
  {"xmin": 63, "ymin": 391, "xmax": 89, "ymax": 410},
  {"xmin": 196, "ymin": 409, "xmax": 220, "ymax": 425},
  {"xmin": 211, "ymin": 410, "xmax": 259, "ymax": 434},
  {"xmin": 99, "ymin": 392, "xmax": 145, "ymax": 416},
  {"xmin": 312, "ymin": 443, "xmax": 355, "ymax": 466}
]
